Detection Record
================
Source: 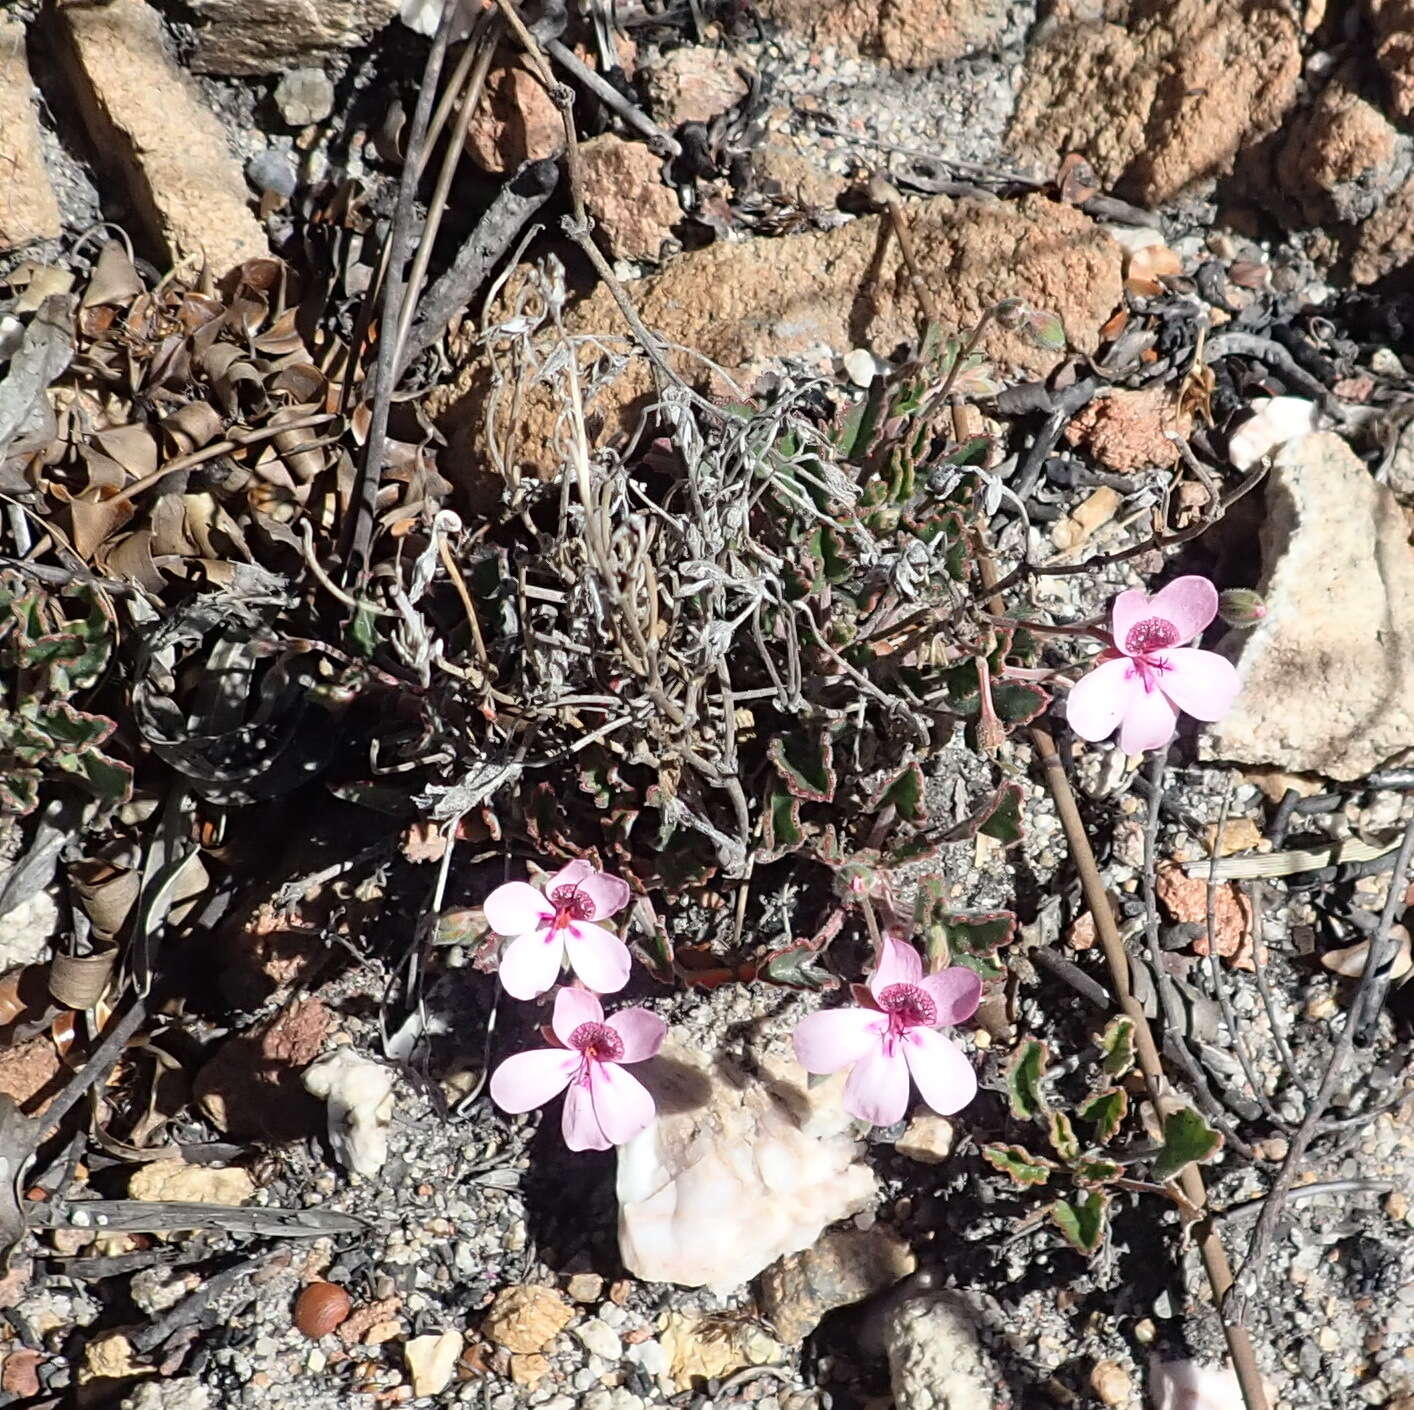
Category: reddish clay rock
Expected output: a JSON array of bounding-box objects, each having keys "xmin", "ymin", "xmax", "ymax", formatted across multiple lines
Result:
[
  {"xmin": 1350, "ymin": 173, "xmax": 1414, "ymax": 284},
  {"xmin": 1009, "ymin": 0, "xmax": 1301, "ymax": 205},
  {"xmin": 641, "ymin": 47, "xmax": 751, "ymax": 127},
  {"xmin": 751, "ymin": 140, "xmax": 846, "ymax": 212},
  {"xmin": 57, "ymin": 0, "xmax": 268, "ymax": 276},
  {"xmin": 194, "ymin": 997, "xmax": 330, "ymax": 1139},
  {"xmin": 434, "ymin": 193, "xmax": 1120, "ymax": 481},
  {"xmin": 0, "ymin": 1034, "xmax": 61, "ymax": 1113},
  {"xmin": 1369, "ymin": 0, "xmax": 1414, "ymax": 121},
  {"xmin": 1277, "ymin": 83, "xmax": 1401, "ymax": 225},
  {"xmin": 464, "ymin": 59, "xmax": 563, "ymax": 174},
  {"xmin": 578, "ymin": 135, "xmax": 680, "ymax": 262},
  {"xmin": 0, "ymin": 20, "xmax": 62, "ymax": 251},
  {"xmin": 757, "ymin": 0, "xmax": 1011, "ymax": 68},
  {"xmin": 184, "ymin": 0, "xmax": 399, "ymax": 76},
  {"xmin": 1065, "ymin": 387, "xmax": 1188, "ymax": 471}
]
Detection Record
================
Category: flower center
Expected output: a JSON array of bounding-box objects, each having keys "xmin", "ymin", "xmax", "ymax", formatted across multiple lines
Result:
[
  {"xmin": 876, "ymin": 982, "xmax": 937, "ymax": 1032},
  {"xmin": 549, "ymin": 884, "xmax": 594, "ymax": 929},
  {"xmin": 568, "ymin": 1021, "xmax": 623, "ymax": 1063},
  {"xmin": 1123, "ymin": 616, "xmax": 1180, "ymax": 656}
]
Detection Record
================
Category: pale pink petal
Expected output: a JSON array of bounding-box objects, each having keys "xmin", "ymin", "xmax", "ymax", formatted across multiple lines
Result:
[
  {"xmin": 843, "ymin": 1042, "xmax": 911, "ymax": 1126},
  {"xmin": 574, "ymin": 869, "xmax": 631, "ymax": 921},
  {"xmin": 606, "ymin": 1007, "xmax": 667, "ymax": 1063},
  {"xmin": 919, "ymin": 967, "xmax": 983, "ymax": 1027},
  {"xmin": 498, "ymin": 928, "xmax": 565, "ymax": 1000},
  {"xmin": 546, "ymin": 858, "xmax": 593, "ymax": 890},
  {"xmin": 561, "ymin": 1078, "xmax": 609, "ymax": 1151},
  {"xmin": 1110, "ymin": 588, "xmax": 1153, "ymax": 654},
  {"xmin": 868, "ymin": 935, "xmax": 923, "ymax": 997},
  {"xmin": 551, "ymin": 986, "xmax": 603, "ymax": 1046},
  {"xmin": 793, "ymin": 1007, "xmax": 886, "ymax": 1074},
  {"xmin": 1148, "ymin": 576, "xmax": 1218, "ymax": 644},
  {"xmin": 589, "ymin": 1062, "xmax": 656, "ymax": 1145},
  {"xmin": 903, "ymin": 1028, "xmax": 978, "ymax": 1115},
  {"xmin": 562, "ymin": 921, "xmax": 631, "ymax": 994},
  {"xmin": 1065, "ymin": 656, "xmax": 1138, "ymax": 742},
  {"xmin": 1117, "ymin": 683, "xmax": 1180, "ymax": 755},
  {"xmin": 484, "ymin": 881, "xmax": 551, "ymax": 936},
  {"xmin": 488, "ymin": 1048, "xmax": 578, "ymax": 1113},
  {"xmin": 1158, "ymin": 648, "xmax": 1241, "ymax": 723}
]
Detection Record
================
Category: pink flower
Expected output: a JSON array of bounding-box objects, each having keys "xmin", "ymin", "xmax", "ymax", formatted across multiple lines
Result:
[
  {"xmin": 489, "ymin": 987, "xmax": 666, "ymax": 1151},
  {"xmin": 1065, "ymin": 576, "xmax": 1240, "ymax": 755},
  {"xmin": 793, "ymin": 938, "xmax": 981, "ymax": 1126},
  {"xmin": 485, "ymin": 859, "xmax": 632, "ymax": 999}
]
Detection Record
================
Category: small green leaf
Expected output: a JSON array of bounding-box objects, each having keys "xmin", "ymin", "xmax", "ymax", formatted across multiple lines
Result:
[
  {"xmin": 72, "ymin": 750, "xmax": 133, "ymax": 804},
  {"xmin": 1047, "ymin": 1110, "xmax": 1079, "ymax": 1162},
  {"xmin": 1099, "ymin": 1016, "xmax": 1137, "ymax": 1078},
  {"xmin": 990, "ymin": 680, "xmax": 1050, "ymax": 726},
  {"xmin": 0, "ymin": 770, "xmax": 39, "ymax": 816},
  {"xmin": 761, "ymin": 787, "xmax": 805, "ymax": 858},
  {"xmin": 927, "ymin": 909, "xmax": 1017, "ymax": 981},
  {"xmin": 768, "ymin": 731, "xmax": 836, "ymax": 803},
  {"xmin": 868, "ymin": 762, "xmax": 927, "ymax": 825},
  {"xmin": 1152, "ymin": 1107, "xmax": 1224, "ymax": 1183},
  {"xmin": 348, "ymin": 602, "xmax": 380, "ymax": 657},
  {"xmin": 760, "ymin": 942, "xmax": 840, "ymax": 991},
  {"xmin": 1049, "ymin": 1190, "xmax": 1109, "ymax": 1254},
  {"xmin": 1073, "ymin": 1157, "xmax": 1123, "ymax": 1187},
  {"xmin": 1076, "ymin": 1087, "xmax": 1129, "ymax": 1144},
  {"xmin": 1026, "ymin": 308, "xmax": 1067, "ymax": 352},
  {"xmin": 978, "ymin": 782, "xmax": 1025, "ymax": 846},
  {"xmin": 1006, "ymin": 1039, "xmax": 1049, "ymax": 1121},
  {"xmin": 982, "ymin": 1143, "xmax": 1054, "ymax": 1186}
]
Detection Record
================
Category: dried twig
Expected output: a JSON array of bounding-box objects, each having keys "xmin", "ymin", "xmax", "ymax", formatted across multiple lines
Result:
[
  {"xmin": 1030, "ymin": 725, "xmax": 1269, "ymax": 1410},
  {"xmin": 1228, "ymin": 815, "xmax": 1414, "ymax": 1324}
]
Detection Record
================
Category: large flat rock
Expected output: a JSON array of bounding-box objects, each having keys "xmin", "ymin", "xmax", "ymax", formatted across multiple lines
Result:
[{"xmin": 1202, "ymin": 432, "xmax": 1414, "ymax": 780}]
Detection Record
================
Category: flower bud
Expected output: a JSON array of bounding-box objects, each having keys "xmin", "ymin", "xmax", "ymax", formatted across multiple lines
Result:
[
  {"xmin": 993, "ymin": 297, "xmax": 1027, "ymax": 329},
  {"xmin": 1218, "ymin": 588, "xmax": 1267, "ymax": 628}
]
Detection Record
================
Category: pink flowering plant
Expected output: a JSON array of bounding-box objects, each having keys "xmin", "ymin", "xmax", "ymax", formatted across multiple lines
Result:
[
  {"xmin": 484, "ymin": 859, "xmax": 632, "ymax": 999},
  {"xmin": 489, "ymin": 986, "xmax": 666, "ymax": 1151},
  {"xmin": 793, "ymin": 936, "xmax": 982, "ymax": 1126},
  {"xmin": 1065, "ymin": 576, "xmax": 1240, "ymax": 755}
]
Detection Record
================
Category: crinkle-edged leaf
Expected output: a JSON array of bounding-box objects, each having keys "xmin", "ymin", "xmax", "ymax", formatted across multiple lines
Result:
[
  {"xmin": 1049, "ymin": 1190, "xmax": 1108, "ymax": 1254},
  {"xmin": 1152, "ymin": 1107, "xmax": 1223, "ymax": 1184},
  {"xmin": 991, "ymin": 680, "xmax": 1050, "ymax": 726},
  {"xmin": 1006, "ymin": 1038, "xmax": 1049, "ymax": 1121},
  {"xmin": 806, "ymin": 525, "xmax": 851, "ymax": 586},
  {"xmin": 0, "ymin": 770, "xmax": 39, "ymax": 816},
  {"xmin": 24, "ymin": 700, "xmax": 115, "ymax": 754},
  {"xmin": 69, "ymin": 749, "xmax": 132, "ymax": 804},
  {"xmin": 1073, "ymin": 1157, "xmax": 1123, "ymax": 1187},
  {"xmin": 768, "ymin": 731, "xmax": 836, "ymax": 803},
  {"xmin": 868, "ymin": 761, "xmax": 926, "ymax": 825},
  {"xmin": 1099, "ymin": 1016, "xmax": 1137, "ymax": 1078},
  {"xmin": 760, "ymin": 786, "xmax": 805, "ymax": 860},
  {"xmin": 918, "ymin": 900, "xmax": 1017, "ymax": 981},
  {"xmin": 982, "ymin": 1143, "xmax": 1054, "ymax": 1186},
  {"xmin": 978, "ymin": 782, "xmax": 1025, "ymax": 846},
  {"xmin": 1047, "ymin": 1109, "xmax": 1079, "ymax": 1162},
  {"xmin": 760, "ymin": 940, "xmax": 840, "ymax": 991},
  {"xmin": 1076, "ymin": 1086, "xmax": 1128, "ymax": 1144}
]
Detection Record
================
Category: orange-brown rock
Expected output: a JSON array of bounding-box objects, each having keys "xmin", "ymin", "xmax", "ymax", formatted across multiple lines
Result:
[
  {"xmin": 0, "ymin": 19, "xmax": 62, "ymax": 251},
  {"xmin": 464, "ymin": 59, "xmax": 563, "ymax": 174},
  {"xmin": 433, "ymin": 193, "xmax": 1121, "ymax": 485},
  {"xmin": 1064, "ymin": 387, "xmax": 1188, "ymax": 472},
  {"xmin": 56, "ymin": 0, "xmax": 268, "ymax": 277},
  {"xmin": 757, "ymin": 0, "xmax": 1011, "ymax": 68},
  {"xmin": 1369, "ymin": 0, "xmax": 1414, "ymax": 121},
  {"xmin": 1008, "ymin": 0, "xmax": 1301, "ymax": 205},
  {"xmin": 1350, "ymin": 174, "xmax": 1414, "ymax": 285},
  {"xmin": 578, "ymin": 136, "xmax": 680, "ymax": 262},
  {"xmin": 1276, "ymin": 83, "xmax": 1399, "ymax": 225}
]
